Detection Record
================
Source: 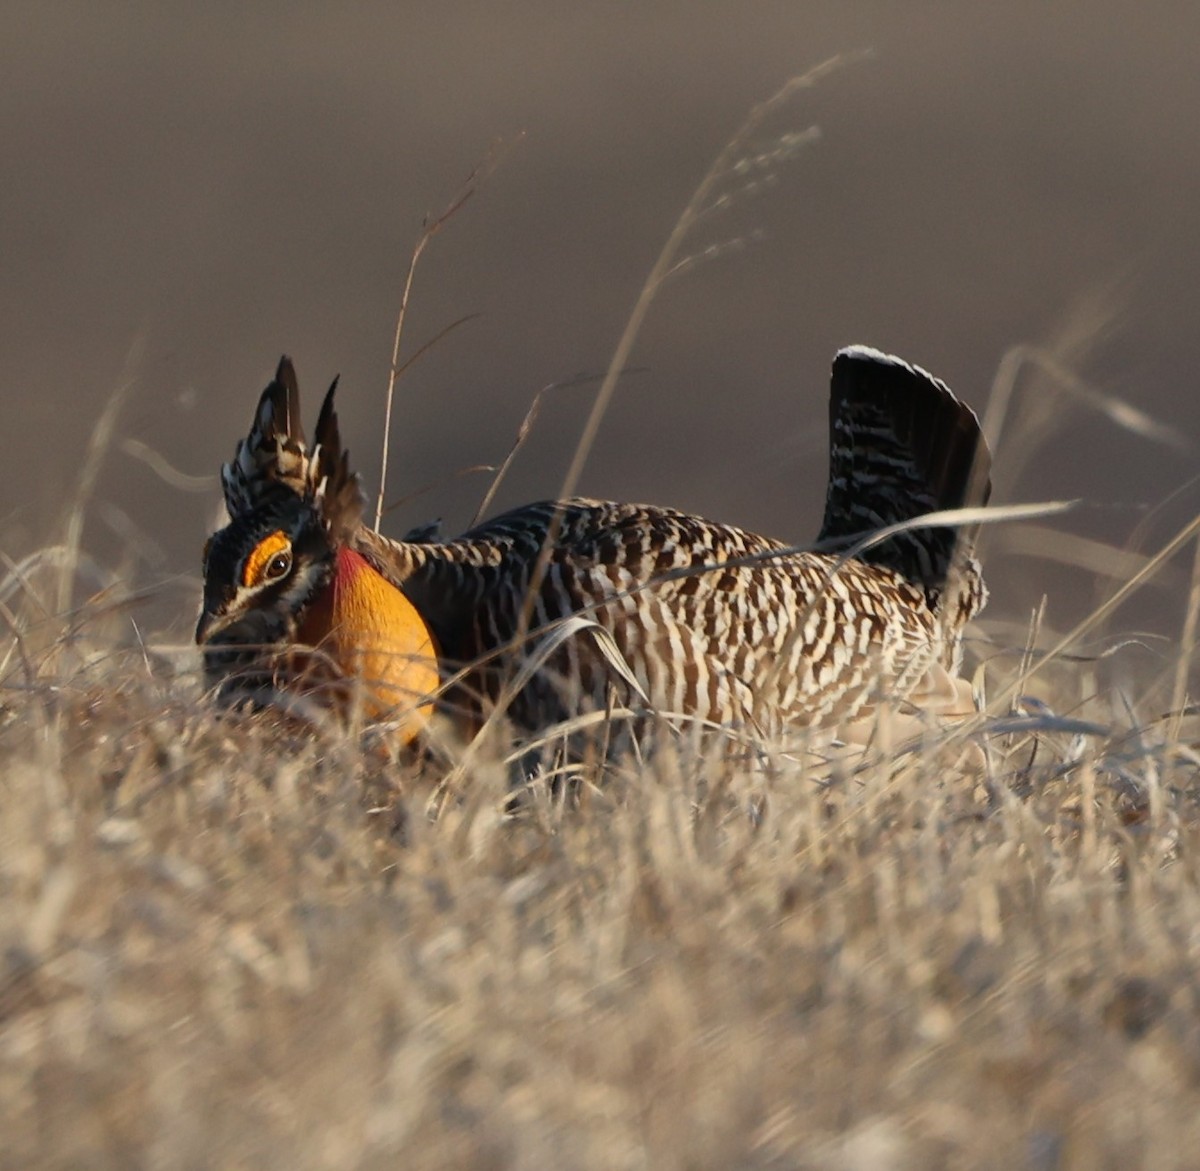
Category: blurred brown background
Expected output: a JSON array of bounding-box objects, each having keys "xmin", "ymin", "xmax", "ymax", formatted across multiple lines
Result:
[{"xmin": 2, "ymin": 3, "xmax": 1198, "ymax": 650}]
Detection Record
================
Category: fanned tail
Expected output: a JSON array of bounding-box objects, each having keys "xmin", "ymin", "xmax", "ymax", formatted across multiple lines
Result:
[{"xmin": 818, "ymin": 345, "xmax": 992, "ymax": 602}]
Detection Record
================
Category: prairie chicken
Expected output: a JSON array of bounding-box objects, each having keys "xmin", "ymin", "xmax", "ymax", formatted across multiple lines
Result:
[{"xmin": 196, "ymin": 347, "xmax": 991, "ymax": 745}]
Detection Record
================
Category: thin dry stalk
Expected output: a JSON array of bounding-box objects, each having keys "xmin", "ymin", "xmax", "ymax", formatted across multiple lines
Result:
[
  {"xmin": 985, "ymin": 510, "xmax": 1200, "ymax": 715},
  {"xmin": 994, "ymin": 524, "xmax": 1165, "ymax": 583},
  {"xmin": 471, "ymin": 380, "xmax": 562, "ymax": 528},
  {"xmin": 512, "ymin": 55, "xmax": 863, "ymax": 644},
  {"xmin": 375, "ymin": 210, "xmax": 465, "ymax": 533},
  {"xmin": 121, "ymin": 438, "xmax": 216, "ymax": 493},
  {"xmin": 1010, "ymin": 599, "xmax": 1048, "ymax": 723},
  {"xmin": 1120, "ymin": 471, "xmax": 1200, "ymax": 562},
  {"xmin": 1168, "ymin": 531, "xmax": 1200, "ymax": 738},
  {"xmin": 375, "ymin": 138, "xmax": 523, "ymax": 532},
  {"xmin": 381, "ymin": 463, "xmax": 497, "ymax": 519},
  {"xmin": 57, "ymin": 336, "xmax": 144, "ymax": 616},
  {"xmin": 982, "ymin": 341, "xmax": 1187, "ymax": 501},
  {"xmin": 0, "ymin": 548, "xmax": 59, "ymax": 616},
  {"xmin": 0, "ymin": 596, "xmax": 34, "ymax": 686},
  {"xmin": 556, "ymin": 55, "xmax": 858, "ymax": 511},
  {"xmin": 471, "ymin": 371, "xmax": 622, "ymax": 527},
  {"xmin": 394, "ymin": 313, "xmax": 481, "ymax": 388}
]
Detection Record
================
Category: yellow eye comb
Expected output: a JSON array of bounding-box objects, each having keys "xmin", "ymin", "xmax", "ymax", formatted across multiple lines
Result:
[{"xmin": 242, "ymin": 530, "xmax": 291, "ymax": 587}]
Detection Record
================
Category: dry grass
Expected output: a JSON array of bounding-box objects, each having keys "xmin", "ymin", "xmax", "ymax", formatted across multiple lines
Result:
[{"xmin": 3, "ymin": 552, "xmax": 1200, "ymax": 1171}]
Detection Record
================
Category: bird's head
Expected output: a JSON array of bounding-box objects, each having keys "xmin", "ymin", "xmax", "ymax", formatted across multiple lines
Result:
[{"xmin": 196, "ymin": 356, "xmax": 365, "ymax": 700}]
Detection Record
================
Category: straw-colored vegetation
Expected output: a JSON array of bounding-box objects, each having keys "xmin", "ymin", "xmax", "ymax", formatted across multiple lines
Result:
[
  {"xmin": 3, "ymin": 538, "xmax": 1200, "ymax": 1170},
  {"xmin": 5, "ymin": 63, "xmax": 1200, "ymax": 1171}
]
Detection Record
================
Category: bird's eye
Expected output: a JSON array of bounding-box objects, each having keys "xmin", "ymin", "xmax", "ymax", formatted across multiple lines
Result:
[{"xmin": 243, "ymin": 530, "xmax": 293, "ymax": 588}]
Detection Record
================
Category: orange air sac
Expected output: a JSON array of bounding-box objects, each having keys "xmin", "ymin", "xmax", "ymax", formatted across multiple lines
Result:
[{"xmin": 296, "ymin": 547, "xmax": 438, "ymax": 743}]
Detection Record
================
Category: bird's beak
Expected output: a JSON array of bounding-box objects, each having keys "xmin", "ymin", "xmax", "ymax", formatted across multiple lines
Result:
[{"xmin": 195, "ymin": 609, "xmax": 218, "ymax": 645}]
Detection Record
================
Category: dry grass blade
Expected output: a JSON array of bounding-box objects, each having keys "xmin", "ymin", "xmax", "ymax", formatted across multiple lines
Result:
[
  {"xmin": 439, "ymin": 612, "xmax": 654, "ymax": 796},
  {"xmin": 986, "ymin": 510, "xmax": 1200, "ymax": 713},
  {"xmin": 379, "ymin": 463, "xmax": 498, "ymax": 519},
  {"xmin": 470, "ymin": 371, "xmax": 633, "ymax": 527},
  {"xmin": 835, "ymin": 500, "xmax": 1078, "ymax": 563},
  {"xmin": 1169, "ymin": 531, "xmax": 1200, "ymax": 737},
  {"xmin": 984, "ymin": 340, "xmax": 1189, "ymax": 497},
  {"xmin": 375, "ymin": 136, "xmax": 524, "ymax": 533},
  {"xmin": 391, "ymin": 312, "xmax": 481, "ymax": 388},
  {"xmin": 3, "ymin": 546, "xmax": 116, "ymax": 613},
  {"xmin": 500, "ymin": 706, "xmax": 640, "ymax": 766},
  {"xmin": 994, "ymin": 523, "xmax": 1169, "ymax": 582},
  {"xmin": 510, "ymin": 615, "xmax": 649, "ymax": 706},
  {"xmin": 1121, "ymin": 469, "xmax": 1200, "ymax": 561},
  {"xmin": 121, "ymin": 438, "xmax": 216, "ymax": 492},
  {"xmin": 513, "ymin": 56, "xmax": 865, "ymax": 643},
  {"xmin": 555, "ymin": 55, "xmax": 861, "ymax": 511},
  {"xmin": 983, "ymin": 712, "xmax": 1110, "ymax": 736},
  {"xmin": 57, "ymin": 335, "xmax": 144, "ymax": 615},
  {"xmin": 0, "ymin": 595, "xmax": 34, "ymax": 686}
]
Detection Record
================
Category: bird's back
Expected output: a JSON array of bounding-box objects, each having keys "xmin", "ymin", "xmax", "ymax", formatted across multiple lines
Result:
[{"xmin": 359, "ymin": 499, "xmax": 970, "ymax": 735}]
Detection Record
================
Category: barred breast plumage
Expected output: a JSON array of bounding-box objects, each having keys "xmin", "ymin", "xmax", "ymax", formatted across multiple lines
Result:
[{"xmin": 196, "ymin": 345, "xmax": 991, "ymax": 741}]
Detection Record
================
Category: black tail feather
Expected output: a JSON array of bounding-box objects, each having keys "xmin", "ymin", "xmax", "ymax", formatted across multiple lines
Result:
[{"xmin": 818, "ymin": 346, "xmax": 992, "ymax": 593}]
